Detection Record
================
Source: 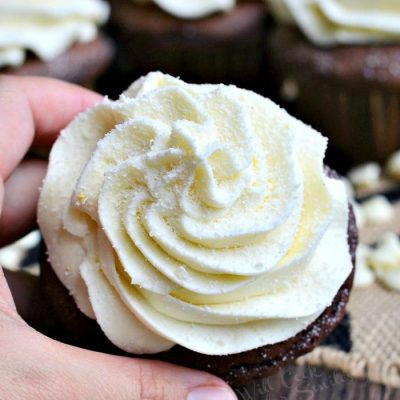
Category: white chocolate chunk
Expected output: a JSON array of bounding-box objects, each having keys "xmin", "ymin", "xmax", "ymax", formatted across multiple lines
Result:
[
  {"xmin": 354, "ymin": 244, "xmax": 375, "ymax": 288},
  {"xmin": 368, "ymin": 232, "xmax": 400, "ymax": 291},
  {"xmin": 386, "ymin": 149, "xmax": 400, "ymax": 181},
  {"xmin": 347, "ymin": 163, "xmax": 381, "ymax": 190},
  {"xmin": 362, "ymin": 195, "xmax": 394, "ymax": 225}
]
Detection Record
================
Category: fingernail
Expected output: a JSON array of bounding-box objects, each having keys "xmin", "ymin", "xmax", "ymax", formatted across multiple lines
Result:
[{"xmin": 187, "ymin": 386, "xmax": 237, "ymax": 400}]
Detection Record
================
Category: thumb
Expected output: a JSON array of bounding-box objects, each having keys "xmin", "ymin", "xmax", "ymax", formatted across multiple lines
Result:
[
  {"xmin": 1, "ymin": 266, "xmax": 237, "ymax": 400},
  {"xmin": 3, "ymin": 320, "xmax": 238, "ymax": 400},
  {"xmin": 59, "ymin": 342, "xmax": 238, "ymax": 400}
]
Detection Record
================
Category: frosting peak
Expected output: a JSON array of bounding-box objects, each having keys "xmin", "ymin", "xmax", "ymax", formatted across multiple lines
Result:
[
  {"xmin": 133, "ymin": 0, "xmax": 235, "ymax": 19},
  {"xmin": 0, "ymin": 0, "xmax": 109, "ymax": 68},
  {"xmin": 268, "ymin": 0, "xmax": 400, "ymax": 46},
  {"xmin": 38, "ymin": 72, "xmax": 353, "ymax": 355}
]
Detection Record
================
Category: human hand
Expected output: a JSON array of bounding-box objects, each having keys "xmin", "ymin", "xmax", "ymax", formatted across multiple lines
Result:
[{"xmin": 0, "ymin": 75, "xmax": 237, "ymax": 400}]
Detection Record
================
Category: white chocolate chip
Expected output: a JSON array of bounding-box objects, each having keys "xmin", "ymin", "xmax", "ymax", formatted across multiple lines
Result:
[
  {"xmin": 369, "ymin": 232, "xmax": 400, "ymax": 271},
  {"xmin": 368, "ymin": 232, "xmax": 400, "ymax": 291},
  {"xmin": 347, "ymin": 162, "xmax": 381, "ymax": 189},
  {"xmin": 354, "ymin": 244, "xmax": 375, "ymax": 288},
  {"xmin": 385, "ymin": 149, "xmax": 400, "ymax": 181},
  {"xmin": 361, "ymin": 195, "xmax": 394, "ymax": 225}
]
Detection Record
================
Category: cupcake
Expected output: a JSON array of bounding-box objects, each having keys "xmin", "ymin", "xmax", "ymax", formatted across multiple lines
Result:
[
  {"xmin": 106, "ymin": 0, "xmax": 267, "ymax": 96},
  {"xmin": 37, "ymin": 72, "xmax": 355, "ymax": 386},
  {"xmin": 0, "ymin": 0, "xmax": 114, "ymax": 86},
  {"xmin": 265, "ymin": 0, "xmax": 400, "ymax": 164}
]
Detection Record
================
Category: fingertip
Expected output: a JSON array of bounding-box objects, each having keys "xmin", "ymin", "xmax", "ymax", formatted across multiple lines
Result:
[
  {"xmin": 187, "ymin": 386, "xmax": 237, "ymax": 400},
  {"xmin": 125, "ymin": 359, "xmax": 238, "ymax": 400},
  {"xmin": 0, "ymin": 75, "xmax": 104, "ymax": 179},
  {"xmin": 23, "ymin": 77, "xmax": 103, "ymax": 147}
]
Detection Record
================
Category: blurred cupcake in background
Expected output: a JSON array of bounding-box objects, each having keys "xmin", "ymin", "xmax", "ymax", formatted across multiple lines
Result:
[
  {"xmin": 106, "ymin": 0, "xmax": 268, "ymax": 96},
  {"xmin": 1, "ymin": 0, "xmax": 114, "ymax": 87},
  {"xmin": 265, "ymin": 0, "xmax": 400, "ymax": 165}
]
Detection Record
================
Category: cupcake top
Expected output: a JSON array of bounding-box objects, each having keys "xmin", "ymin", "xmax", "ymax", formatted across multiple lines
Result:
[
  {"xmin": 38, "ymin": 72, "xmax": 353, "ymax": 356},
  {"xmin": 268, "ymin": 0, "xmax": 400, "ymax": 46},
  {"xmin": 132, "ymin": 0, "xmax": 235, "ymax": 19},
  {"xmin": 0, "ymin": 0, "xmax": 109, "ymax": 68}
]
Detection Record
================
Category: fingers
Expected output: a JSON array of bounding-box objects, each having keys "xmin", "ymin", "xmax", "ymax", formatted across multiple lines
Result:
[
  {"xmin": 0, "ymin": 76, "xmax": 238, "ymax": 400},
  {"xmin": 0, "ymin": 315, "xmax": 237, "ymax": 400},
  {"xmin": 0, "ymin": 159, "xmax": 46, "ymax": 247},
  {"xmin": 1, "ymin": 267, "xmax": 238, "ymax": 400},
  {"xmin": 45, "ymin": 334, "xmax": 238, "ymax": 400},
  {"xmin": 0, "ymin": 75, "xmax": 102, "ymax": 181},
  {"xmin": 62, "ymin": 349, "xmax": 237, "ymax": 400}
]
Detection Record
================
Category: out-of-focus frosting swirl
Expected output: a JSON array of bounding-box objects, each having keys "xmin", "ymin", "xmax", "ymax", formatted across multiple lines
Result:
[
  {"xmin": 38, "ymin": 72, "xmax": 353, "ymax": 355},
  {"xmin": 268, "ymin": 0, "xmax": 400, "ymax": 46},
  {"xmin": 0, "ymin": 0, "xmax": 109, "ymax": 68},
  {"xmin": 133, "ymin": 0, "xmax": 235, "ymax": 19}
]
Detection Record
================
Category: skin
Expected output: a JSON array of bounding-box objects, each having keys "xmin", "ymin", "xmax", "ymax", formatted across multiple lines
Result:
[{"xmin": 0, "ymin": 75, "xmax": 236, "ymax": 400}]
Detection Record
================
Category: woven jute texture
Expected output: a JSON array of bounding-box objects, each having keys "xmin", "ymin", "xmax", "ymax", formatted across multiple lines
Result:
[
  {"xmin": 298, "ymin": 284, "xmax": 400, "ymax": 388},
  {"xmin": 298, "ymin": 198, "xmax": 400, "ymax": 388}
]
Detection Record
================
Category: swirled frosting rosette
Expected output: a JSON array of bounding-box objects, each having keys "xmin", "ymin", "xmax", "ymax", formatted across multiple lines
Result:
[
  {"xmin": 268, "ymin": 0, "xmax": 400, "ymax": 46},
  {"xmin": 38, "ymin": 72, "xmax": 353, "ymax": 355},
  {"xmin": 0, "ymin": 0, "xmax": 109, "ymax": 68}
]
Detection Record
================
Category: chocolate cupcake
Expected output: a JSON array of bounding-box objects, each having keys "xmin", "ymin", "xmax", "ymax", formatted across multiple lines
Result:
[
  {"xmin": 107, "ymin": 0, "xmax": 267, "ymax": 95},
  {"xmin": 37, "ymin": 72, "xmax": 355, "ymax": 387},
  {"xmin": 0, "ymin": 0, "xmax": 114, "ymax": 87},
  {"xmin": 265, "ymin": 0, "xmax": 400, "ymax": 164},
  {"xmin": 39, "ymin": 251, "xmax": 355, "ymax": 386}
]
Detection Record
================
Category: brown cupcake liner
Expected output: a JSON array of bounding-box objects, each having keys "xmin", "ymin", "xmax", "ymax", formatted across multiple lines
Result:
[
  {"xmin": 266, "ymin": 26, "xmax": 400, "ymax": 164},
  {"xmin": 116, "ymin": 33, "xmax": 264, "ymax": 88},
  {"xmin": 108, "ymin": 1, "xmax": 267, "ymax": 91},
  {"xmin": 286, "ymin": 82, "xmax": 400, "ymax": 164},
  {"xmin": 2, "ymin": 34, "xmax": 115, "ymax": 87}
]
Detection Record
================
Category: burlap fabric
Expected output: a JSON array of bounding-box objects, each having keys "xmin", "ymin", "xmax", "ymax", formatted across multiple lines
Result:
[
  {"xmin": 298, "ymin": 199, "xmax": 400, "ymax": 388},
  {"xmin": 298, "ymin": 284, "xmax": 400, "ymax": 388}
]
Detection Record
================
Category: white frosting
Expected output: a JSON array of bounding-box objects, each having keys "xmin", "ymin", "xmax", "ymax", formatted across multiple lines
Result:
[
  {"xmin": 347, "ymin": 162, "xmax": 381, "ymax": 190},
  {"xmin": 38, "ymin": 72, "xmax": 353, "ymax": 356},
  {"xmin": 133, "ymin": 0, "xmax": 235, "ymax": 19},
  {"xmin": 268, "ymin": 0, "xmax": 400, "ymax": 46},
  {"xmin": 0, "ymin": 0, "xmax": 109, "ymax": 68},
  {"xmin": 361, "ymin": 195, "xmax": 394, "ymax": 225},
  {"xmin": 341, "ymin": 177, "xmax": 355, "ymax": 200},
  {"xmin": 368, "ymin": 232, "xmax": 400, "ymax": 291},
  {"xmin": 354, "ymin": 244, "xmax": 375, "ymax": 288}
]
